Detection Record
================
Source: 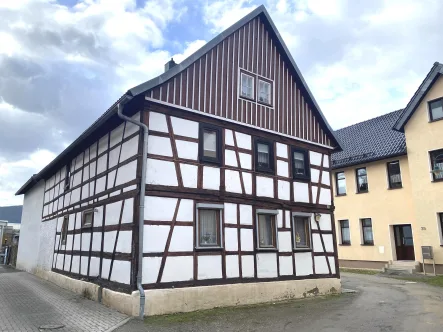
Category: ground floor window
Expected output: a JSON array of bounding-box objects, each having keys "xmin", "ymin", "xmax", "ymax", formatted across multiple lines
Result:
[
  {"xmin": 439, "ymin": 213, "xmax": 443, "ymax": 241},
  {"xmin": 361, "ymin": 218, "xmax": 373, "ymax": 245},
  {"xmin": 293, "ymin": 214, "xmax": 311, "ymax": 249},
  {"xmin": 340, "ymin": 220, "xmax": 350, "ymax": 245},
  {"xmin": 256, "ymin": 209, "xmax": 278, "ymax": 249},
  {"xmin": 196, "ymin": 203, "xmax": 223, "ymax": 248}
]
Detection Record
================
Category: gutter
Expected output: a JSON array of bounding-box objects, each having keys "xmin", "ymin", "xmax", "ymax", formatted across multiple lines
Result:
[{"xmin": 117, "ymin": 95, "xmax": 147, "ymax": 319}]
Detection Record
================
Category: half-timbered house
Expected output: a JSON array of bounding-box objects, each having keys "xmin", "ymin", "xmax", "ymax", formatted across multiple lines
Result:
[{"xmin": 16, "ymin": 5, "xmax": 342, "ymax": 316}]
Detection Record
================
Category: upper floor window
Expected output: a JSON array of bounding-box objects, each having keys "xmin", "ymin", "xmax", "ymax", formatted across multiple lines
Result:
[
  {"xmin": 335, "ymin": 172, "xmax": 346, "ymax": 195},
  {"xmin": 292, "ymin": 148, "xmax": 310, "ymax": 181},
  {"xmin": 255, "ymin": 138, "xmax": 274, "ymax": 174},
  {"xmin": 199, "ymin": 123, "xmax": 222, "ymax": 165},
  {"xmin": 387, "ymin": 161, "xmax": 402, "ymax": 189},
  {"xmin": 64, "ymin": 164, "xmax": 71, "ymax": 190},
  {"xmin": 61, "ymin": 216, "xmax": 68, "ymax": 245},
  {"xmin": 196, "ymin": 203, "xmax": 223, "ymax": 248},
  {"xmin": 293, "ymin": 214, "xmax": 311, "ymax": 250},
  {"xmin": 356, "ymin": 167, "xmax": 368, "ymax": 193},
  {"xmin": 429, "ymin": 97, "xmax": 443, "ymax": 121},
  {"xmin": 430, "ymin": 149, "xmax": 443, "ymax": 181},
  {"xmin": 256, "ymin": 210, "xmax": 278, "ymax": 249},
  {"xmin": 240, "ymin": 72, "xmax": 254, "ymax": 99},
  {"xmin": 82, "ymin": 210, "xmax": 93, "ymax": 228},
  {"xmin": 340, "ymin": 220, "xmax": 350, "ymax": 245},
  {"xmin": 258, "ymin": 79, "xmax": 272, "ymax": 105},
  {"xmin": 361, "ymin": 218, "xmax": 373, "ymax": 245}
]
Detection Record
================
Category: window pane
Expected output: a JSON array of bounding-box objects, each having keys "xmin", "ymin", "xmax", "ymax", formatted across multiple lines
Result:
[
  {"xmin": 258, "ymin": 80, "xmax": 271, "ymax": 104},
  {"xmin": 203, "ymin": 130, "xmax": 217, "ymax": 158},
  {"xmin": 257, "ymin": 143, "xmax": 269, "ymax": 167},
  {"xmin": 294, "ymin": 217, "xmax": 309, "ymax": 248},
  {"xmin": 241, "ymin": 74, "xmax": 253, "ymax": 98},
  {"xmin": 258, "ymin": 214, "xmax": 274, "ymax": 247},
  {"xmin": 199, "ymin": 210, "xmax": 218, "ymax": 246},
  {"xmin": 357, "ymin": 168, "xmax": 368, "ymax": 192},
  {"xmin": 388, "ymin": 162, "xmax": 402, "ymax": 188},
  {"xmin": 431, "ymin": 150, "xmax": 443, "ymax": 180},
  {"xmin": 336, "ymin": 172, "xmax": 346, "ymax": 194},
  {"xmin": 430, "ymin": 99, "xmax": 443, "ymax": 120},
  {"xmin": 84, "ymin": 212, "xmax": 93, "ymax": 226},
  {"xmin": 294, "ymin": 152, "xmax": 305, "ymax": 175},
  {"xmin": 342, "ymin": 227, "xmax": 350, "ymax": 243},
  {"xmin": 362, "ymin": 219, "xmax": 373, "ymax": 244}
]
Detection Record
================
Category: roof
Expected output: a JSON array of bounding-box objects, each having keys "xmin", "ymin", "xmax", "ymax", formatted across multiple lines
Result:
[
  {"xmin": 17, "ymin": 5, "xmax": 340, "ymax": 195},
  {"xmin": 393, "ymin": 62, "xmax": 443, "ymax": 132},
  {"xmin": 331, "ymin": 110, "xmax": 406, "ymax": 169}
]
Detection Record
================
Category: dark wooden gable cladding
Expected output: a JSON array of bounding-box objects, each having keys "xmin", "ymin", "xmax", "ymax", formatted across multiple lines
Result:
[{"xmin": 146, "ymin": 15, "xmax": 333, "ymax": 147}]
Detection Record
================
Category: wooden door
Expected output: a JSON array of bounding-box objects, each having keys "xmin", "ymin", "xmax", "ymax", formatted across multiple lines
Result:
[{"xmin": 394, "ymin": 225, "xmax": 415, "ymax": 261}]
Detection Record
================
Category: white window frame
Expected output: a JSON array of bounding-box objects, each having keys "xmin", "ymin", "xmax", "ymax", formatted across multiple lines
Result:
[
  {"xmin": 291, "ymin": 212, "xmax": 312, "ymax": 250},
  {"xmin": 360, "ymin": 218, "xmax": 374, "ymax": 245},
  {"xmin": 195, "ymin": 203, "xmax": 224, "ymax": 249},
  {"xmin": 82, "ymin": 209, "xmax": 94, "ymax": 228},
  {"xmin": 338, "ymin": 219, "xmax": 351, "ymax": 245},
  {"xmin": 335, "ymin": 171, "xmax": 346, "ymax": 195},
  {"xmin": 255, "ymin": 209, "xmax": 279, "ymax": 250},
  {"xmin": 240, "ymin": 72, "xmax": 255, "ymax": 99},
  {"xmin": 257, "ymin": 79, "xmax": 272, "ymax": 105}
]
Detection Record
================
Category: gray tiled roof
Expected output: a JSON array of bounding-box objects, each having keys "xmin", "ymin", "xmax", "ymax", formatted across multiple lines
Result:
[{"xmin": 331, "ymin": 110, "xmax": 406, "ymax": 169}]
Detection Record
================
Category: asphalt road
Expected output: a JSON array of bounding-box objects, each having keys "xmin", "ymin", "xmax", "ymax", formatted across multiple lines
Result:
[{"xmin": 117, "ymin": 273, "xmax": 443, "ymax": 332}]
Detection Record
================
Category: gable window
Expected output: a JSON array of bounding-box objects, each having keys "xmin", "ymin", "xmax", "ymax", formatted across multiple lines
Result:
[
  {"xmin": 255, "ymin": 138, "xmax": 274, "ymax": 173},
  {"xmin": 361, "ymin": 218, "xmax": 373, "ymax": 245},
  {"xmin": 292, "ymin": 213, "xmax": 311, "ymax": 250},
  {"xmin": 82, "ymin": 210, "xmax": 94, "ymax": 228},
  {"xmin": 64, "ymin": 164, "xmax": 71, "ymax": 190},
  {"xmin": 61, "ymin": 216, "xmax": 68, "ymax": 245},
  {"xmin": 292, "ymin": 148, "xmax": 310, "ymax": 180},
  {"xmin": 240, "ymin": 72, "xmax": 254, "ymax": 99},
  {"xmin": 387, "ymin": 161, "xmax": 402, "ymax": 189},
  {"xmin": 340, "ymin": 220, "xmax": 350, "ymax": 245},
  {"xmin": 430, "ymin": 149, "xmax": 443, "ymax": 181},
  {"xmin": 258, "ymin": 79, "xmax": 272, "ymax": 105},
  {"xmin": 335, "ymin": 172, "xmax": 346, "ymax": 195},
  {"xmin": 199, "ymin": 123, "xmax": 221, "ymax": 165},
  {"xmin": 196, "ymin": 203, "xmax": 223, "ymax": 248},
  {"xmin": 256, "ymin": 210, "xmax": 278, "ymax": 249},
  {"xmin": 429, "ymin": 97, "xmax": 443, "ymax": 121},
  {"xmin": 356, "ymin": 167, "xmax": 368, "ymax": 193}
]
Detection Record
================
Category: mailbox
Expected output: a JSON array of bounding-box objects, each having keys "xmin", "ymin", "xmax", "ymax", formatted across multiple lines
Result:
[{"xmin": 422, "ymin": 246, "xmax": 433, "ymax": 259}]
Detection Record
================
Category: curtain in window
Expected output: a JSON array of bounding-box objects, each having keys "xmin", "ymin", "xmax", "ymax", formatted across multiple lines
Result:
[
  {"xmin": 257, "ymin": 143, "xmax": 269, "ymax": 166},
  {"xmin": 203, "ymin": 130, "xmax": 217, "ymax": 158},
  {"xmin": 258, "ymin": 214, "xmax": 273, "ymax": 247},
  {"xmin": 259, "ymin": 81, "xmax": 270, "ymax": 103},
  {"xmin": 433, "ymin": 154, "xmax": 443, "ymax": 180},
  {"xmin": 241, "ymin": 75, "xmax": 253, "ymax": 97},
  {"xmin": 294, "ymin": 152, "xmax": 305, "ymax": 175},
  {"xmin": 199, "ymin": 210, "xmax": 218, "ymax": 246},
  {"xmin": 363, "ymin": 226, "xmax": 373, "ymax": 242},
  {"xmin": 294, "ymin": 217, "xmax": 309, "ymax": 247}
]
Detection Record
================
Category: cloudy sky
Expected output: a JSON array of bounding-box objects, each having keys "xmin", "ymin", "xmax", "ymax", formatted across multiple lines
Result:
[{"xmin": 1, "ymin": 0, "xmax": 442, "ymax": 206}]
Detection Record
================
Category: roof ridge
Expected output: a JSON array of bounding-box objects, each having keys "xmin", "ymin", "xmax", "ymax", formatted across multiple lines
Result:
[{"xmin": 335, "ymin": 109, "xmax": 403, "ymax": 132}]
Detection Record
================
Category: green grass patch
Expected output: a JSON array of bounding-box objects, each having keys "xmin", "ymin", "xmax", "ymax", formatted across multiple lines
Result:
[
  {"xmin": 340, "ymin": 268, "xmax": 380, "ymax": 275},
  {"xmin": 385, "ymin": 274, "xmax": 443, "ymax": 288}
]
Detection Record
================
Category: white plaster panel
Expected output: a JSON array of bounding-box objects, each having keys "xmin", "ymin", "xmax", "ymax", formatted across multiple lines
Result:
[
  {"xmin": 239, "ymin": 153, "xmax": 252, "ymax": 170},
  {"xmin": 257, "ymin": 253, "xmax": 277, "ymax": 278},
  {"xmin": 240, "ymin": 229, "xmax": 253, "ymax": 251},
  {"xmin": 110, "ymin": 260, "xmax": 131, "ymax": 284},
  {"xmin": 55, "ymin": 254, "xmax": 63, "ymax": 270},
  {"xmin": 203, "ymin": 166, "xmax": 220, "ymax": 190},
  {"xmin": 115, "ymin": 160, "xmax": 137, "ymax": 186},
  {"xmin": 110, "ymin": 124, "xmax": 124, "ymax": 148},
  {"xmin": 72, "ymin": 171, "xmax": 82, "ymax": 188},
  {"xmin": 98, "ymin": 134, "xmax": 108, "ymax": 155},
  {"xmin": 97, "ymin": 154, "xmax": 107, "ymax": 175},
  {"xmin": 285, "ymin": 211, "xmax": 290, "ymax": 228},
  {"xmin": 224, "ymin": 203, "xmax": 237, "ymax": 224},
  {"xmin": 171, "ymin": 117, "xmax": 199, "ymax": 138},
  {"xmin": 109, "ymin": 146, "xmax": 120, "ymax": 169},
  {"xmin": 323, "ymin": 234, "xmax": 334, "ymax": 252},
  {"xmin": 225, "ymin": 150, "xmax": 238, "ymax": 167},
  {"xmin": 276, "ymin": 210, "xmax": 283, "ymax": 228},
  {"xmin": 116, "ymin": 231, "xmax": 132, "ymax": 253},
  {"xmin": 176, "ymin": 199, "xmax": 194, "ymax": 222},
  {"xmin": 89, "ymin": 257, "xmax": 100, "ymax": 277},
  {"xmin": 147, "ymin": 136, "xmax": 172, "ymax": 157},
  {"xmin": 68, "ymin": 214, "xmax": 75, "ymax": 230},
  {"xmin": 225, "ymin": 129, "xmax": 234, "ymax": 146},
  {"xmin": 144, "ymin": 196, "xmax": 178, "ymax": 221},
  {"xmin": 64, "ymin": 255, "xmax": 71, "ymax": 271},
  {"xmin": 104, "ymin": 231, "xmax": 117, "ymax": 252},
  {"xmin": 101, "ymin": 258, "xmax": 111, "ymax": 279},
  {"xmin": 321, "ymin": 171, "xmax": 331, "ymax": 186},
  {"xmin": 120, "ymin": 136, "xmax": 138, "ymax": 163},
  {"xmin": 235, "ymin": 132, "xmax": 251, "ymax": 150},
  {"xmin": 89, "ymin": 143, "xmax": 97, "ymax": 160},
  {"xmin": 278, "ymin": 180, "xmax": 290, "ymax": 201},
  {"xmin": 144, "ymin": 225, "xmax": 169, "ymax": 252},
  {"xmin": 256, "ymin": 176, "xmax": 274, "ymax": 198},
  {"xmin": 276, "ymin": 142, "xmax": 288, "ymax": 158},
  {"xmin": 162, "ymin": 256, "xmax": 194, "ymax": 282},
  {"xmin": 328, "ymin": 256, "xmax": 336, "ymax": 274},
  {"xmin": 176, "ymin": 140, "xmax": 198, "ymax": 160},
  {"xmin": 310, "ymin": 216, "xmax": 318, "ymax": 230},
  {"xmin": 73, "ymin": 234, "xmax": 81, "ymax": 250},
  {"xmin": 239, "ymin": 204, "xmax": 252, "ymax": 225},
  {"xmin": 80, "ymin": 256, "xmax": 88, "ymax": 275},
  {"xmin": 225, "ymin": 228, "xmax": 238, "ymax": 251},
  {"xmin": 198, "ymin": 255, "xmax": 222, "ymax": 280},
  {"xmin": 323, "ymin": 156, "xmax": 329, "ymax": 168},
  {"xmin": 89, "ymin": 161, "xmax": 96, "ymax": 177},
  {"xmin": 125, "ymin": 113, "xmax": 141, "ymax": 138},
  {"xmin": 319, "ymin": 188, "xmax": 331, "ymax": 205},
  {"xmin": 122, "ymin": 198, "xmax": 133, "ymax": 224},
  {"xmin": 279, "ymin": 256, "xmax": 293, "ymax": 276},
  {"xmin": 107, "ymin": 170, "xmax": 116, "ymax": 190},
  {"xmin": 295, "ymin": 252, "xmax": 313, "ymax": 276},
  {"xmin": 81, "ymin": 232, "xmax": 91, "ymax": 251},
  {"xmin": 146, "ymin": 159, "xmax": 178, "ymax": 186},
  {"xmin": 241, "ymin": 255, "xmax": 255, "ymax": 278},
  {"xmin": 318, "ymin": 214, "xmax": 332, "ymax": 231},
  {"xmin": 311, "ymin": 168, "xmax": 320, "ymax": 183},
  {"xmin": 70, "ymin": 188, "xmax": 80, "ymax": 204},
  {"xmin": 149, "ymin": 112, "xmax": 168, "ymax": 133},
  {"xmin": 242, "ymin": 172, "xmax": 252, "ymax": 195},
  {"xmin": 226, "ymin": 255, "xmax": 239, "ymax": 278},
  {"xmin": 311, "ymin": 185, "xmax": 318, "ymax": 204},
  {"xmin": 95, "ymin": 176, "xmax": 106, "ymax": 194},
  {"xmin": 278, "ymin": 231, "xmax": 292, "ymax": 252},
  {"xmin": 105, "ymin": 200, "xmax": 122, "ymax": 226},
  {"xmin": 225, "ymin": 170, "xmax": 242, "ymax": 193},
  {"xmin": 180, "ymin": 164, "xmax": 198, "ymax": 188},
  {"xmin": 74, "ymin": 153, "xmax": 83, "ymax": 170},
  {"xmin": 143, "ymin": 257, "xmax": 162, "ymax": 284},
  {"xmin": 309, "ymin": 151, "xmax": 322, "ymax": 166},
  {"xmin": 71, "ymin": 256, "xmax": 80, "ymax": 274},
  {"xmin": 169, "ymin": 226, "xmax": 193, "ymax": 252},
  {"xmin": 92, "ymin": 232, "xmax": 102, "ymax": 251},
  {"xmin": 314, "ymin": 256, "xmax": 329, "ymax": 274},
  {"xmin": 65, "ymin": 235, "xmax": 73, "ymax": 249},
  {"xmin": 313, "ymin": 233, "xmax": 324, "ymax": 253},
  {"xmin": 82, "ymin": 165, "xmax": 89, "ymax": 182},
  {"xmin": 277, "ymin": 160, "xmax": 289, "ymax": 177}
]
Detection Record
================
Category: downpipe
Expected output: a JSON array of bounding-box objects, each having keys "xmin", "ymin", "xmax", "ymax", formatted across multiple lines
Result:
[{"xmin": 117, "ymin": 96, "xmax": 147, "ymax": 319}]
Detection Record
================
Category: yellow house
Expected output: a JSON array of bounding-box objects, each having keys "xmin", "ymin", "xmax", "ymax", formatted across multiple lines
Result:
[{"xmin": 332, "ymin": 62, "xmax": 443, "ymax": 274}]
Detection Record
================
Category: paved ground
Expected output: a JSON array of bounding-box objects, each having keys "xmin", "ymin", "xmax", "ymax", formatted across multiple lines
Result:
[
  {"xmin": 117, "ymin": 272, "xmax": 443, "ymax": 332},
  {"xmin": 0, "ymin": 265, "xmax": 129, "ymax": 332}
]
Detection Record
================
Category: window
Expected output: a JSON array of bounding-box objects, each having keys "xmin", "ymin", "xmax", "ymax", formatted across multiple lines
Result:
[
  {"xmin": 256, "ymin": 210, "xmax": 278, "ymax": 249},
  {"xmin": 361, "ymin": 218, "xmax": 373, "ymax": 245},
  {"xmin": 356, "ymin": 167, "xmax": 368, "ymax": 193},
  {"xmin": 430, "ymin": 149, "xmax": 443, "ymax": 181},
  {"xmin": 340, "ymin": 220, "xmax": 350, "ymax": 245},
  {"xmin": 199, "ymin": 123, "xmax": 221, "ymax": 165},
  {"xmin": 429, "ymin": 97, "xmax": 443, "ymax": 121},
  {"xmin": 387, "ymin": 161, "xmax": 402, "ymax": 189},
  {"xmin": 439, "ymin": 213, "xmax": 443, "ymax": 240},
  {"xmin": 293, "ymin": 215, "xmax": 311, "ymax": 249},
  {"xmin": 196, "ymin": 204, "xmax": 223, "ymax": 248},
  {"xmin": 82, "ymin": 210, "xmax": 93, "ymax": 228},
  {"xmin": 258, "ymin": 79, "xmax": 272, "ymax": 105},
  {"xmin": 64, "ymin": 164, "xmax": 71, "ymax": 190},
  {"xmin": 335, "ymin": 172, "xmax": 346, "ymax": 195},
  {"xmin": 292, "ymin": 148, "xmax": 310, "ymax": 180},
  {"xmin": 240, "ymin": 72, "xmax": 254, "ymax": 99},
  {"xmin": 254, "ymin": 138, "xmax": 274, "ymax": 173},
  {"xmin": 61, "ymin": 216, "xmax": 68, "ymax": 245}
]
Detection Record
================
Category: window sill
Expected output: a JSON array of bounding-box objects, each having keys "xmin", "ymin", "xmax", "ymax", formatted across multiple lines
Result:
[
  {"xmin": 239, "ymin": 95, "xmax": 255, "ymax": 103},
  {"xmin": 431, "ymin": 178, "xmax": 443, "ymax": 183},
  {"xmin": 255, "ymin": 168, "xmax": 275, "ymax": 175},
  {"xmin": 256, "ymin": 248, "xmax": 278, "ymax": 253},
  {"xmin": 355, "ymin": 191, "xmax": 369, "ymax": 194},
  {"xmin": 429, "ymin": 117, "xmax": 443, "ymax": 123},
  {"xmin": 387, "ymin": 186, "xmax": 403, "ymax": 190},
  {"xmin": 335, "ymin": 194, "xmax": 347, "ymax": 197},
  {"xmin": 339, "ymin": 243, "xmax": 351, "ymax": 246},
  {"xmin": 361, "ymin": 243, "xmax": 374, "ymax": 246},
  {"xmin": 294, "ymin": 176, "xmax": 310, "ymax": 182},
  {"xmin": 200, "ymin": 158, "xmax": 222, "ymax": 167},
  {"xmin": 195, "ymin": 247, "xmax": 223, "ymax": 252},
  {"xmin": 292, "ymin": 248, "xmax": 313, "ymax": 253}
]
